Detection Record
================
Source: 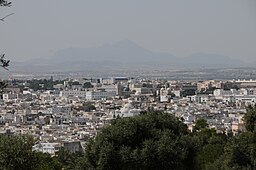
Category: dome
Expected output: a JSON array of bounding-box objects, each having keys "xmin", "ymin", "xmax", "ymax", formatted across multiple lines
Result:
[
  {"xmin": 120, "ymin": 103, "xmax": 134, "ymax": 113},
  {"xmin": 135, "ymin": 91, "xmax": 141, "ymax": 95}
]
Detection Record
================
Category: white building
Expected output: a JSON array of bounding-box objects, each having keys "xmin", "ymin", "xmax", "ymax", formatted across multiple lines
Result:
[
  {"xmin": 235, "ymin": 95, "xmax": 256, "ymax": 106},
  {"xmin": 86, "ymin": 91, "xmax": 116, "ymax": 100},
  {"xmin": 187, "ymin": 95, "xmax": 209, "ymax": 103},
  {"xmin": 114, "ymin": 103, "xmax": 140, "ymax": 118},
  {"xmin": 213, "ymin": 89, "xmax": 239, "ymax": 96},
  {"xmin": 32, "ymin": 142, "xmax": 60, "ymax": 155},
  {"xmin": 2, "ymin": 93, "xmax": 18, "ymax": 101}
]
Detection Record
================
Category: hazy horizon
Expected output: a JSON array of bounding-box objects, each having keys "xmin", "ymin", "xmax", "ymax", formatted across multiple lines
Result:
[{"xmin": 0, "ymin": 0, "xmax": 255, "ymax": 63}]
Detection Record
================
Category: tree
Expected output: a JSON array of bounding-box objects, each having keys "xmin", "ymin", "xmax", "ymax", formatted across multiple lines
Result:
[
  {"xmin": 56, "ymin": 148, "xmax": 83, "ymax": 170},
  {"xmin": 244, "ymin": 105, "xmax": 256, "ymax": 132},
  {"xmin": 208, "ymin": 132, "xmax": 256, "ymax": 170},
  {"xmin": 0, "ymin": 135, "xmax": 62, "ymax": 170},
  {"xmin": 0, "ymin": 54, "xmax": 10, "ymax": 69},
  {"xmin": 193, "ymin": 118, "xmax": 208, "ymax": 132},
  {"xmin": 0, "ymin": 135, "xmax": 34, "ymax": 170},
  {"xmin": 191, "ymin": 107, "xmax": 256, "ymax": 169},
  {"xmin": 193, "ymin": 132, "xmax": 227, "ymax": 169},
  {"xmin": 0, "ymin": 0, "xmax": 11, "ymax": 7},
  {"xmin": 206, "ymin": 109, "xmax": 256, "ymax": 170},
  {"xmin": 80, "ymin": 112, "xmax": 190, "ymax": 170},
  {"xmin": 187, "ymin": 127, "xmax": 228, "ymax": 170},
  {"xmin": 83, "ymin": 102, "xmax": 96, "ymax": 111},
  {"xmin": 0, "ymin": 0, "xmax": 11, "ymax": 94},
  {"xmin": 32, "ymin": 152, "xmax": 62, "ymax": 170},
  {"xmin": 0, "ymin": 134, "xmax": 62, "ymax": 170}
]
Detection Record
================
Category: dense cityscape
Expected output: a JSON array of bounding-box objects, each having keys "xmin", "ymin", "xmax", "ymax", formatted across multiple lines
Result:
[
  {"xmin": 1, "ymin": 77, "xmax": 254, "ymax": 147},
  {"xmin": 0, "ymin": 75, "xmax": 256, "ymax": 169},
  {"xmin": 1, "ymin": 0, "xmax": 256, "ymax": 169}
]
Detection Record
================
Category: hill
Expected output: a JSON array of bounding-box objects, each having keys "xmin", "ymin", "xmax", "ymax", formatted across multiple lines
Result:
[{"xmin": 11, "ymin": 40, "xmax": 245, "ymax": 72}]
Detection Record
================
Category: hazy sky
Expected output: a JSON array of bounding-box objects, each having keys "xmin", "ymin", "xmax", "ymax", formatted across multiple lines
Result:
[{"xmin": 0, "ymin": 0, "xmax": 255, "ymax": 62}]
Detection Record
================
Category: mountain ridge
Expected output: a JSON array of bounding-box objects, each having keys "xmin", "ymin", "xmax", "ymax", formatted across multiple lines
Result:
[{"xmin": 11, "ymin": 40, "xmax": 246, "ymax": 72}]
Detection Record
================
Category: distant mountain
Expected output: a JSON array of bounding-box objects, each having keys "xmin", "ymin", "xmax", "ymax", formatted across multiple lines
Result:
[
  {"xmin": 51, "ymin": 39, "xmax": 177, "ymax": 64},
  {"xmin": 11, "ymin": 40, "xmax": 246, "ymax": 72}
]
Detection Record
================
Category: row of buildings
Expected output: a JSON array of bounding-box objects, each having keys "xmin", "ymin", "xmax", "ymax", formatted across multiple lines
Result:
[{"xmin": 1, "ymin": 78, "xmax": 256, "ymax": 154}]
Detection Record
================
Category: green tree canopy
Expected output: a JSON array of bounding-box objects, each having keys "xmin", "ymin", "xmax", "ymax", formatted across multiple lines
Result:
[
  {"xmin": 81, "ymin": 112, "xmax": 190, "ymax": 170},
  {"xmin": 193, "ymin": 118, "xmax": 208, "ymax": 132},
  {"xmin": 208, "ymin": 132, "xmax": 256, "ymax": 170},
  {"xmin": 0, "ymin": 135, "xmax": 62, "ymax": 170},
  {"xmin": 244, "ymin": 105, "xmax": 256, "ymax": 132}
]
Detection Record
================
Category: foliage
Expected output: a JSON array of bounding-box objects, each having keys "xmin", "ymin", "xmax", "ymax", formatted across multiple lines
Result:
[
  {"xmin": 193, "ymin": 118, "xmax": 208, "ymax": 132},
  {"xmin": 0, "ymin": 135, "xmax": 34, "ymax": 170},
  {"xmin": 33, "ymin": 152, "xmax": 62, "ymax": 170},
  {"xmin": 192, "ymin": 129, "xmax": 227, "ymax": 170},
  {"xmin": 55, "ymin": 148, "xmax": 84, "ymax": 170},
  {"xmin": 27, "ymin": 79, "xmax": 55, "ymax": 91},
  {"xmin": 1, "ymin": 1, "xmax": 11, "ymax": 93},
  {"xmin": 0, "ymin": 55, "xmax": 10, "ymax": 94},
  {"xmin": 244, "ymin": 105, "xmax": 256, "ymax": 132},
  {"xmin": 84, "ymin": 103, "xmax": 96, "ymax": 111},
  {"xmin": 224, "ymin": 132, "xmax": 256, "ymax": 169},
  {"xmin": 208, "ymin": 132, "xmax": 256, "ymax": 170},
  {"xmin": 81, "ymin": 112, "xmax": 189, "ymax": 170},
  {"xmin": 0, "ymin": 135, "xmax": 62, "ymax": 170},
  {"xmin": 74, "ymin": 111, "xmax": 256, "ymax": 170},
  {"xmin": 0, "ymin": 54, "xmax": 10, "ymax": 70},
  {"xmin": 0, "ymin": 80, "xmax": 8, "ymax": 93},
  {"xmin": 0, "ymin": 0, "xmax": 11, "ymax": 7}
]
